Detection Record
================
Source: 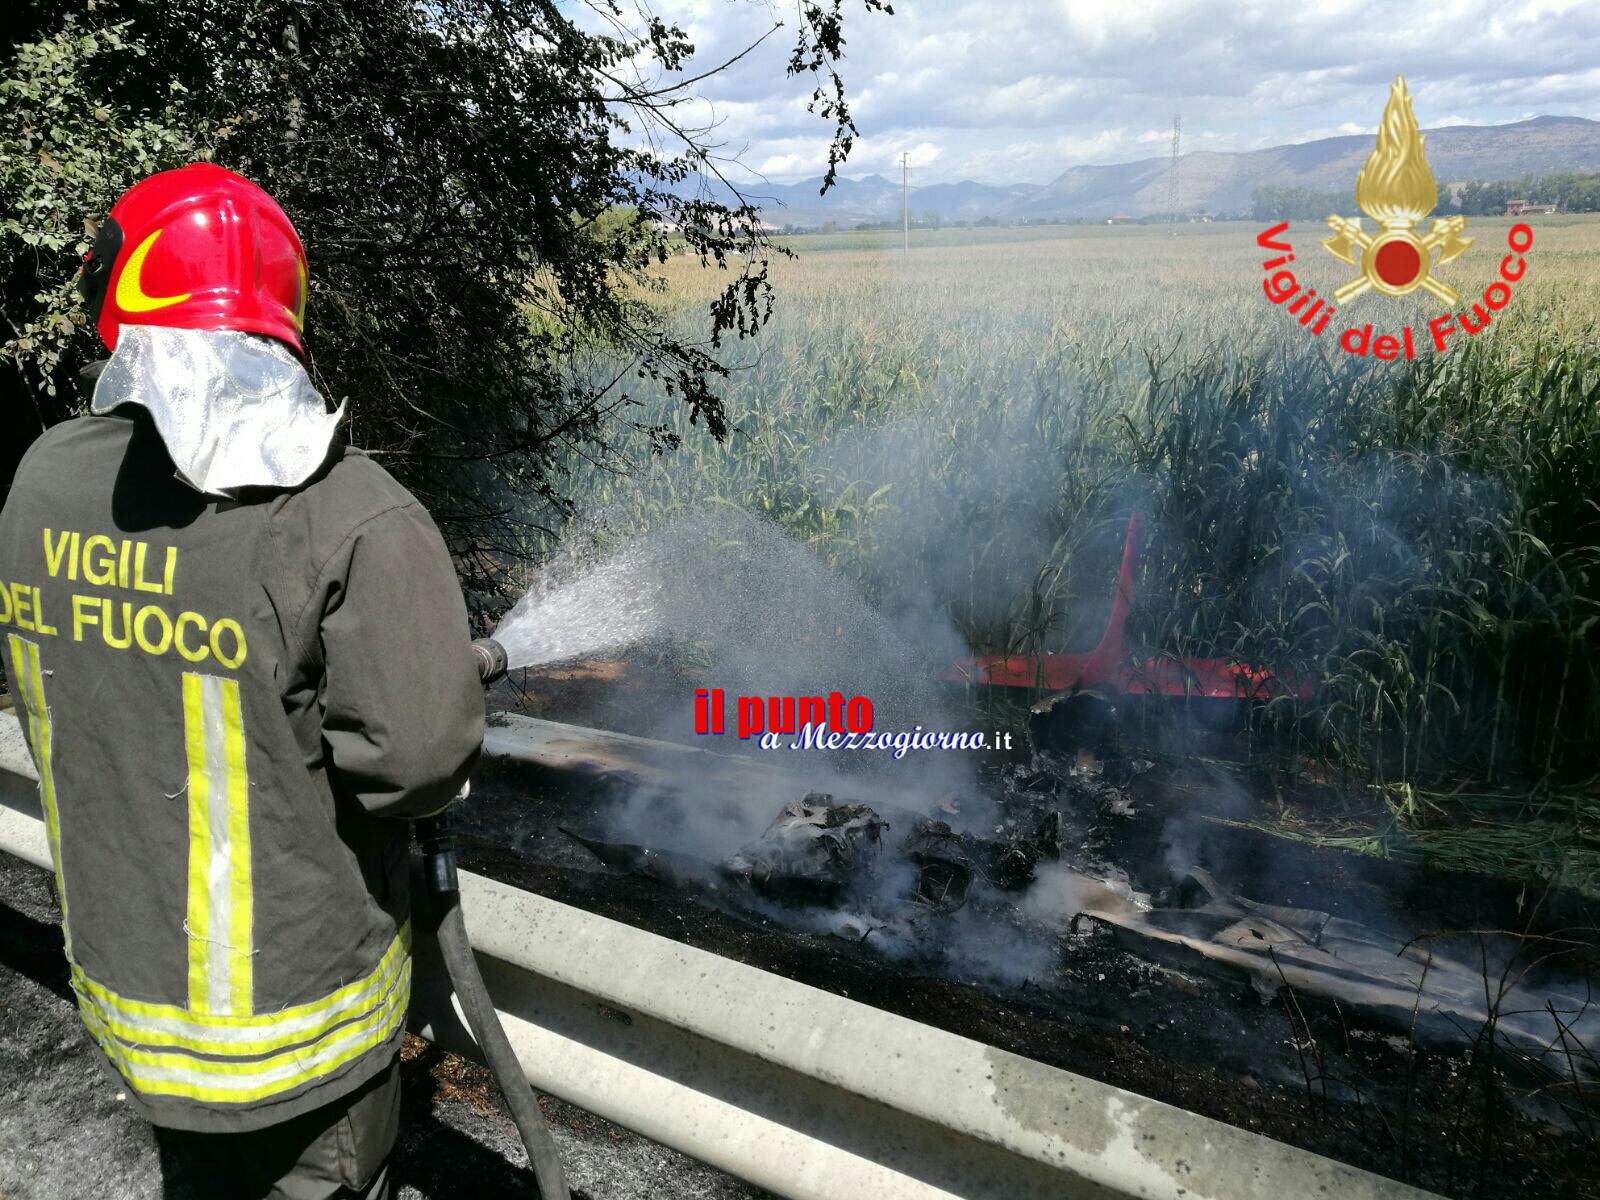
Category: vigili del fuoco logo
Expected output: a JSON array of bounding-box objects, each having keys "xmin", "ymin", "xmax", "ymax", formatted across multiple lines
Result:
[{"xmin": 1256, "ymin": 75, "xmax": 1533, "ymax": 359}]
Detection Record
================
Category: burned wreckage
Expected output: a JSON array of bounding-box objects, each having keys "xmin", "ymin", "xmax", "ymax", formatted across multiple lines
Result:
[
  {"xmin": 569, "ymin": 791, "xmax": 1041, "ymax": 909},
  {"xmin": 563, "ymin": 755, "xmax": 1600, "ymax": 1080}
]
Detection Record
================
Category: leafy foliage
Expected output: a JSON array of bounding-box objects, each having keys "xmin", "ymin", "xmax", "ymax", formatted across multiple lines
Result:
[
  {"xmin": 0, "ymin": 16, "xmax": 207, "ymax": 435},
  {"xmin": 2, "ymin": 0, "xmax": 890, "ymax": 616},
  {"xmin": 1251, "ymin": 185, "xmax": 1351, "ymax": 221},
  {"xmin": 1253, "ymin": 175, "xmax": 1600, "ymax": 224},
  {"xmin": 1449, "ymin": 173, "xmax": 1600, "ymax": 215}
]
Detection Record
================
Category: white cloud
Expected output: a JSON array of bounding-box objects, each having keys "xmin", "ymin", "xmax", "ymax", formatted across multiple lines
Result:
[
  {"xmin": 754, "ymin": 152, "xmax": 814, "ymax": 177},
  {"xmin": 620, "ymin": 0, "xmax": 1600, "ymax": 184}
]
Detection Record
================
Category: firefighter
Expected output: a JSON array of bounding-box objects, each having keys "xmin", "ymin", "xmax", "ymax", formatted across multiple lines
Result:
[{"xmin": 0, "ymin": 164, "xmax": 484, "ymax": 1198}]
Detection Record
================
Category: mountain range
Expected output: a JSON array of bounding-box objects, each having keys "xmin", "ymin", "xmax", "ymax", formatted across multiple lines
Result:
[{"xmin": 700, "ymin": 115, "xmax": 1600, "ymax": 226}]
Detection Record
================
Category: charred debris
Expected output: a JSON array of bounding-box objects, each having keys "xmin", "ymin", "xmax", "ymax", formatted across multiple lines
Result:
[
  {"xmin": 560, "ymin": 734, "xmax": 1132, "ymax": 910},
  {"xmin": 561, "ymin": 733, "xmax": 1600, "ymax": 1088}
]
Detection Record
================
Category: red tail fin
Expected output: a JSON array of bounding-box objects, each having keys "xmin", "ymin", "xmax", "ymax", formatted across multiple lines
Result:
[{"xmin": 1078, "ymin": 512, "xmax": 1140, "ymax": 688}]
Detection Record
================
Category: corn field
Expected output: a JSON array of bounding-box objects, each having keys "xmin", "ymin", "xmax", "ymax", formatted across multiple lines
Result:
[{"xmin": 540, "ymin": 218, "xmax": 1600, "ymax": 805}]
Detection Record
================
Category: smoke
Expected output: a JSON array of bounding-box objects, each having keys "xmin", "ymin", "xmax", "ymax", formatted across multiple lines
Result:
[
  {"xmin": 805, "ymin": 410, "xmax": 1140, "ymax": 656},
  {"xmin": 1022, "ymin": 861, "xmax": 1146, "ymax": 924},
  {"xmin": 496, "ymin": 506, "xmax": 981, "ymax": 795},
  {"xmin": 1157, "ymin": 769, "xmax": 1251, "ymax": 885},
  {"xmin": 498, "ymin": 508, "xmax": 959, "ymax": 708},
  {"xmin": 600, "ymin": 780, "xmax": 770, "ymax": 865},
  {"xmin": 485, "ymin": 425, "xmax": 1168, "ymax": 989},
  {"xmin": 808, "ymin": 416, "xmax": 1062, "ymax": 633}
]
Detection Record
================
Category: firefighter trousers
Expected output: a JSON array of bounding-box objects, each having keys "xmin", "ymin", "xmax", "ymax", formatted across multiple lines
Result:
[{"xmin": 154, "ymin": 1056, "xmax": 401, "ymax": 1200}]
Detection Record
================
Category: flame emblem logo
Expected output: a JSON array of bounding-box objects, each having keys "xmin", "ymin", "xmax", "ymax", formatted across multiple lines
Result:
[{"xmin": 1322, "ymin": 76, "xmax": 1473, "ymax": 304}]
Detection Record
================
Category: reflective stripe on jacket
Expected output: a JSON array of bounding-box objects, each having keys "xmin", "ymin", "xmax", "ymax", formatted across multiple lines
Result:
[{"xmin": 0, "ymin": 408, "xmax": 484, "ymax": 1131}]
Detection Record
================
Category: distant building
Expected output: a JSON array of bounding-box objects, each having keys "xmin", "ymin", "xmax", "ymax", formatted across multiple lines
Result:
[
  {"xmin": 1505, "ymin": 199, "xmax": 1559, "ymax": 216},
  {"xmin": 1105, "ymin": 214, "xmax": 1136, "ymax": 225}
]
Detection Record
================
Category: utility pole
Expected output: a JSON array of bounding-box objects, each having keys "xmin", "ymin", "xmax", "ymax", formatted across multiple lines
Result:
[
  {"xmin": 901, "ymin": 152, "xmax": 910, "ymax": 252},
  {"xmin": 1168, "ymin": 113, "xmax": 1182, "ymax": 234}
]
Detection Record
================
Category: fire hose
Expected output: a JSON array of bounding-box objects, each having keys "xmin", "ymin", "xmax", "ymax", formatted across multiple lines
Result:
[{"xmin": 414, "ymin": 636, "xmax": 570, "ymax": 1200}]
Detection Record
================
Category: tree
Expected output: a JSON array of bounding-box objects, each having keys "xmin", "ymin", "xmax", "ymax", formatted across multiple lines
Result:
[
  {"xmin": 1447, "ymin": 172, "xmax": 1600, "ymax": 215},
  {"xmin": 1250, "ymin": 185, "xmax": 1348, "ymax": 222},
  {"xmin": 1450, "ymin": 179, "xmax": 1514, "ymax": 216},
  {"xmin": 2, "ymin": 0, "xmax": 891, "ymax": 616},
  {"xmin": 0, "ymin": 16, "xmax": 209, "ymax": 494}
]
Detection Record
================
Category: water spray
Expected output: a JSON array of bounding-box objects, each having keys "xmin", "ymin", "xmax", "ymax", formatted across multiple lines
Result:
[{"xmin": 414, "ymin": 635, "xmax": 566, "ymax": 1199}]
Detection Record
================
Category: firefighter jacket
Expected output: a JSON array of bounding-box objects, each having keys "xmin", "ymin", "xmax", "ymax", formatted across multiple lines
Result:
[{"xmin": 0, "ymin": 407, "xmax": 485, "ymax": 1132}]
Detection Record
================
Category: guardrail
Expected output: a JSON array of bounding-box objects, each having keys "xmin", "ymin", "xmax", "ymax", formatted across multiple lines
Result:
[{"xmin": 0, "ymin": 709, "xmax": 1437, "ymax": 1200}]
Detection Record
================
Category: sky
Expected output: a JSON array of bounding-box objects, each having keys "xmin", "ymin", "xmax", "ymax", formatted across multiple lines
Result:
[{"xmin": 583, "ymin": 0, "xmax": 1600, "ymax": 186}]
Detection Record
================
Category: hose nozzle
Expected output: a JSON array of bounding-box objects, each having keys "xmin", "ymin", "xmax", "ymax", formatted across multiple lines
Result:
[{"xmin": 471, "ymin": 637, "xmax": 508, "ymax": 686}]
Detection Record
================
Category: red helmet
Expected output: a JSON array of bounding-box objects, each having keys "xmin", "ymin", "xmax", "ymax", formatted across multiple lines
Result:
[{"xmin": 80, "ymin": 163, "xmax": 308, "ymax": 355}]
